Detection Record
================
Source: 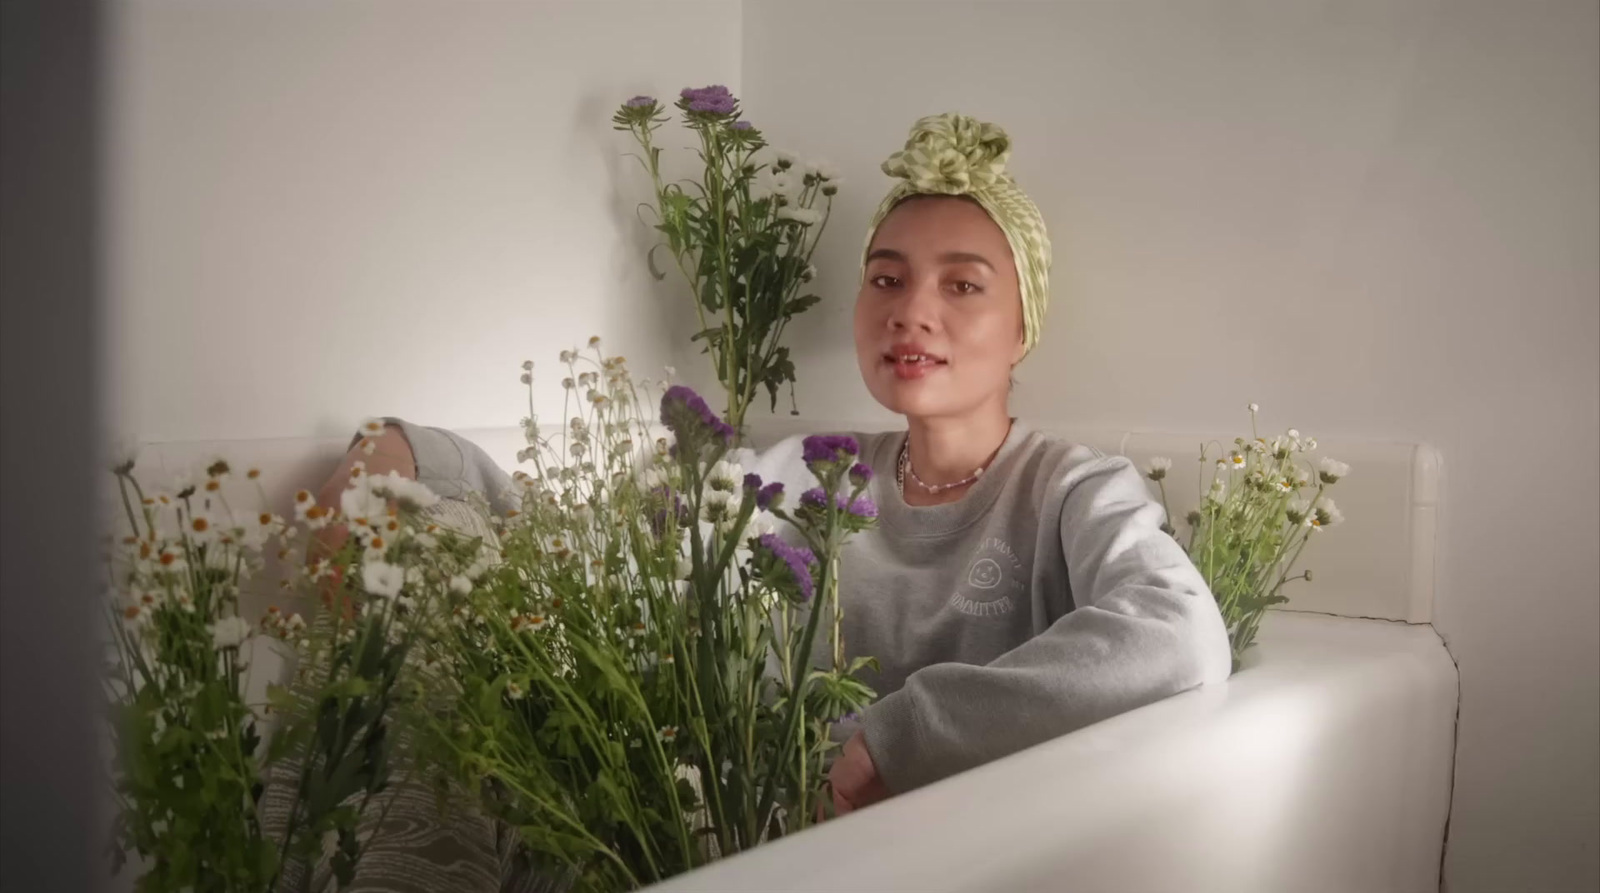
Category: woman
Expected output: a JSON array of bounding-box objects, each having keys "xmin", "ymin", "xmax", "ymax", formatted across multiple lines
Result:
[{"xmin": 316, "ymin": 114, "xmax": 1230, "ymax": 836}]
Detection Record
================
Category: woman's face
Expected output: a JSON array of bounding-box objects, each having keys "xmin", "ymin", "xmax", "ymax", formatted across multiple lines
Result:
[{"xmin": 854, "ymin": 196, "xmax": 1025, "ymax": 420}]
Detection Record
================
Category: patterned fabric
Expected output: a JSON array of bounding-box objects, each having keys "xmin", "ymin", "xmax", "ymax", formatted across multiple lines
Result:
[
  {"xmin": 257, "ymin": 496, "xmax": 574, "ymax": 893},
  {"xmin": 862, "ymin": 113, "xmax": 1053, "ymax": 356}
]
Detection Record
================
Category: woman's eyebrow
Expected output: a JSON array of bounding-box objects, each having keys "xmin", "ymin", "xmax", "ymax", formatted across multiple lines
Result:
[
  {"xmin": 865, "ymin": 248, "xmax": 994, "ymax": 272},
  {"xmin": 937, "ymin": 251, "xmax": 995, "ymax": 272}
]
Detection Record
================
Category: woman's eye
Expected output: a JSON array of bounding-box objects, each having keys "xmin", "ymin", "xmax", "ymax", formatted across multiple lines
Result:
[
  {"xmin": 870, "ymin": 275, "xmax": 900, "ymax": 289},
  {"xmin": 951, "ymin": 281, "xmax": 982, "ymax": 295}
]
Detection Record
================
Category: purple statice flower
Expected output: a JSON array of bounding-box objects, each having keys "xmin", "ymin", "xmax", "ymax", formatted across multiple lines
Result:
[
  {"xmin": 757, "ymin": 532, "xmax": 816, "ymax": 602},
  {"xmin": 731, "ymin": 120, "xmax": 753, "ymax": 131},
  {"xmin": 625, "ymin": 95, "xmax": 657, "ymax": 108},
  {"xmin": 681, "ymin": 84, "xmax": 737, "ymax": 115},
  {"xmin": 848, "ymin": 463, "xmax": 873, "ymax": 487},
  {"xmin": 660, "ymin": 385, "xmax": 734, "ymax": 446},
  {"xmin": 801, "ymin": 434, "xmax": 860, "ymax": 466},
  {"xmin": 846, "ymin": 496, "xmax": 878, "ymax": 520},
  {"xmin": 743, "ymin": 472, "xmax": 764, "ymax": 493},
  {"xmin": 647, "ymin": 485, "xmax": 690, "ymax": 537},
  {"xmin": 798, "ymin": 487, "xmax": 876, "ymax": 520},
  {"xmin": 756, "ymin": 481, "xmax": 785, "ymax": 511}
]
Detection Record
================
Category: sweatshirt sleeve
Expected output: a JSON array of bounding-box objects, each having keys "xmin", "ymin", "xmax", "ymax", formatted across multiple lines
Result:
[
  {"xmin": 352, "ymin": 418, "xmax": 520, "ymax": 517},
  {"xmin": 861, "ymin": 453, "xmax": 1234, "ymax": 794}
]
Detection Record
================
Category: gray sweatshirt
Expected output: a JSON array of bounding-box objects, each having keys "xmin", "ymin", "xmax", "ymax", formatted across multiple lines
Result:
[{"xmin": 383, "ymin": 418, "xmax": 1232, "ymax": 795}]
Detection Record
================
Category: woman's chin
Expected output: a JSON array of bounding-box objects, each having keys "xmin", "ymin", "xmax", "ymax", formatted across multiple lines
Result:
[{"xmin": 867, "ymin": 378, "xmax": 948, "ymax": 419}]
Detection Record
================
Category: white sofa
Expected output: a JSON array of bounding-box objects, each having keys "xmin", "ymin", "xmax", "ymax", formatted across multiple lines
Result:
[{"xmin": 132, "ymin": 422, "xmax": 1456, "ymax": 893}]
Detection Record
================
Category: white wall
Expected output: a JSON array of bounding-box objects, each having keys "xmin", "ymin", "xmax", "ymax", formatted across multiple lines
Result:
[
  {"xmin": 743, "ymin": 1, "xmax": 1599, "ymax": 890},
  {"xmin": 105, "ymin": 0, "xmax": 741, "ymax": 443}
]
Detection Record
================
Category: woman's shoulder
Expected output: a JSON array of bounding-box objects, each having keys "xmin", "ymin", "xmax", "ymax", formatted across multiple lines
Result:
[{"xmin": 1009, "ymin": 421, "xmax": 1141, "ymax": 491}]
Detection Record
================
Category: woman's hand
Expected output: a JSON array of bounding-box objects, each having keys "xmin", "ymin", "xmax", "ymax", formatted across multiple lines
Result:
[{"xmin": 828, "ymin": 730, "xmax": 890, "ymax": 816}]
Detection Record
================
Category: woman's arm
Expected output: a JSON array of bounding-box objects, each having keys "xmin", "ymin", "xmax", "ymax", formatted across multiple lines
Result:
[{"xmin": 850, "ymin": 454, "xmax": 1233, "ymax": 797}]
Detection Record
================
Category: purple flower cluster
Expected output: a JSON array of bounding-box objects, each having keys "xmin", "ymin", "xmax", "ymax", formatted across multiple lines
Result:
[
  {"xmin": 757, "ymin": 532, "xmax": 816, "ymax": 602},
  {"xmin": 755, "ymin": 481, "xmax": 785, "ymax": 510},
  {"xmin": 625, "ymin": 95, "xmax": 657, "ymax": 108},
  {"xmin": 681, "ymin": 85, "xmax": 737, "ymax": 115},
  {"xmin": 848, "ymin": 463, "xmax": 873, "ymax": 487},
  {"xmin": 847, "ymin": 496, "xmax": 878, "ymax": 519},
  {"xmin": 801, "ymin": 434, "xmax": 860, "ymax": 466},
  {"xmin": 660, "ymin": 385, "xmax": 735, "ymax": 445},
  {"xmin": 730, "ymin": 120, "xmax": 754, "ymax": 131},
  {"xmin": 743, "ymin": 472, "xmax": 764, "ymax": 492},
  {"xmin": 647, "ymin": 485, "xmax": 690, "ymax": 536},
  {"xmin": 799, "ymin": 487, "xmax": 878, "ymax": 520}
]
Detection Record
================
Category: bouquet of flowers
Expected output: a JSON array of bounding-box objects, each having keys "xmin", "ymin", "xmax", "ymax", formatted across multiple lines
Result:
[
  {"xmin": 404, "ymin": 345, "xmax": 879, "ymax": 891},
  {"xmin": 613, "ymin": 86, "xmax": 838, "ymax": 437},
  {"xmin": 102, "ymin": 451, "xmax": 445, "ymax": 891},
  {"xmin": 1145, "ymin": 404, "xmax": 1351, "ymax": 667}
]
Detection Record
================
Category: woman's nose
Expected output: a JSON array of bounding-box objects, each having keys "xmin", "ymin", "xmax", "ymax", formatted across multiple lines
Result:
[{"xmin": 888, "ymin": 279, "xmax": 939, "ymax": 334}]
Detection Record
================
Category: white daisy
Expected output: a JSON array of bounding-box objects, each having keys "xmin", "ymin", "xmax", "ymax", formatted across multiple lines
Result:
[
  {"xmin": 209, "ymin": 616, "xmax": 253, "ymax": 650},
  {"xmin": 1312, "ymin": 498, "xmax": 1344, "ymax": 530},
  {"xmin": 1318, "ymin": 457, "xmax": 1350, "ymax": 484},
  {"xmin": 777, "ymin": 206, "xmax": 822, "ymax": 226},
  {"xmin": 288, "ymin": 490, "xmax": 317, "ymax": 527},
  {"xmin": 361, "ymin": 561, "xmax": 405, "ymax": 599},
  {"xmin": 1146, "ymin": 457, "xmax": 1172, "ymax": 481},
  {"xmin": 341, "ymin": 481, "xmax": 389, "ymax": 525},
  {"xmin": 706, "ymin": 460, "xmax": 742, "ymax": 492}
]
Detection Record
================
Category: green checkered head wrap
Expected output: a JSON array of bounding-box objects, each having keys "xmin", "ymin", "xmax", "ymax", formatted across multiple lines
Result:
[{"xmin": 863, "ymin": 113, "xmax": 1052, "ymax": 356}]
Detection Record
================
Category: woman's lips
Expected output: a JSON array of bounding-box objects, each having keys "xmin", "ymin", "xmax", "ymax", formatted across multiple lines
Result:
[{"xmin": 883, "ymin": 351, "xmax": 947, "ymax": 381}]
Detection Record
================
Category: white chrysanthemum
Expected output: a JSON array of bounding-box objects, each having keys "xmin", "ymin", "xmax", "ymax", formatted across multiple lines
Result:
[
  {"xmin": 183, "ymin": 508, "xmax": 221, "ymax": 545},
  {"xmin": 449, "ymin": 575, "xmax": 472, "ymax": 595},
  {"xmin": 657, "ymin": 725, "xmax": 679, "ymax": 744},
  {"xmin": 774, "ymin": 150, "xmax": 797, "ymax": 170},
  {"xmin": 1312, "ymin": 498, "xmax": 1344, "ymax": 530},
  {"xmin": 706, "ymin": 460, "xmax": 742, "ymax": 492},
  {"xmin": 1146, "ymin": 457, "xmax": 1172, "ymax": 481},
  {"xmin": 209, "ymin": 616, "xmax": 253, "ymax": 650},
  {"xmin": 747, "ymin": 513, "xmax": 776, "ymax": 539},
  {"xmin": 464, "ymin": 547, "xmax": 499, "ymax": 581},
  {"xmin": 640, "ymin": 466, "xmax": 671, "ymax": 490},
  {"xmin": 768, "ymin": 170, "xmax": 796, "ymax": 198},
  {"xmin": 1228, "ymin": 452, "xmax": 1247, "ymax": 470},
  {"xmin": 777, "ymin": 206, "xmax": 822, "ymax": 226},
  {"xmin": 368, "ymin": 471, "xmax": 440, "ymax": 510},
  {"xmin": 700, "ymin": 489, "xmax": 739, "ymax": 525},
  {"xmin": 341, "ymin": 483, "xmax": 388, "ymax": 526},
  {"xmin": 1286, "ymin": 498, "xmax": 1311, "ymax": 525},
  {"xmin": 362, "ymin": 562, "xmax": 405, "ymax": 599},
  {"xmin": 1318, "ymin": 457, "xmax": 1350, "ymax": 484},
  {"xmin": 1248, "ymin": 403, "xmax": 1260, "ymax": 413},
  {"xmin": 810, "ymin": 160, "xmax": 838, "ymax": 181}
]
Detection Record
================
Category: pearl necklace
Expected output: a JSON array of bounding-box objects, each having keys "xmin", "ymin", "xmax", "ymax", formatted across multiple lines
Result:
[{"xmin": 896, "ymin": 437, "xmax": 994, "ymax": 496}]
